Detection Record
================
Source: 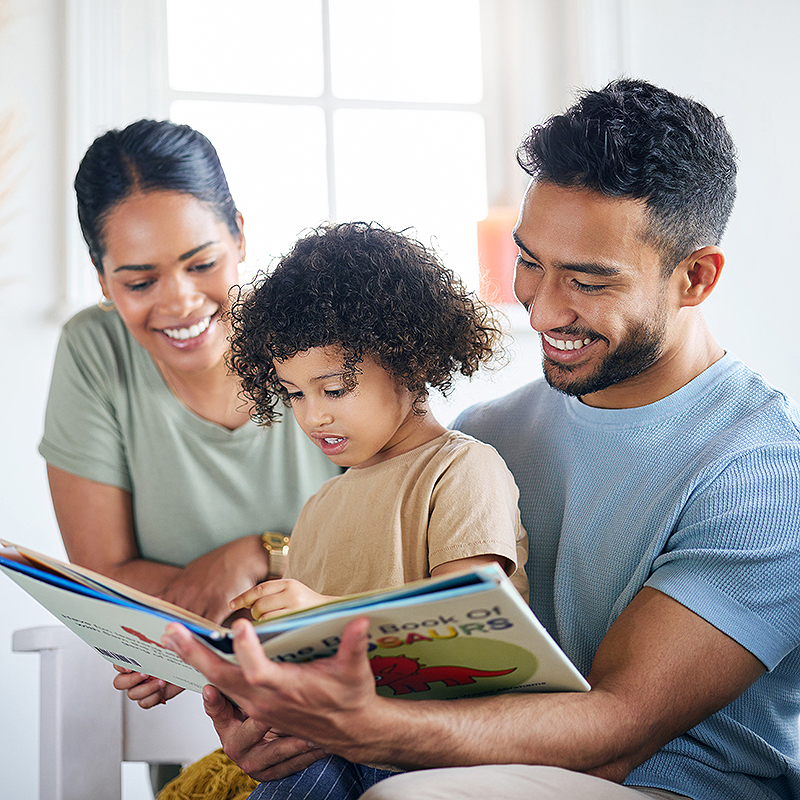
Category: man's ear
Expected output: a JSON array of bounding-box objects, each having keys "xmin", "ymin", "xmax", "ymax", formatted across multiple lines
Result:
[{"xmin": 675, "ymin": 246, "xmax": 724, "ymax": 307}]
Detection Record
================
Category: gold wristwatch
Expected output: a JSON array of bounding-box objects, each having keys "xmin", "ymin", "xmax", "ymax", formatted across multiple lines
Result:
[{"xmin": 261, "ymin": 532, "xmax": 290, "ymax": 579}]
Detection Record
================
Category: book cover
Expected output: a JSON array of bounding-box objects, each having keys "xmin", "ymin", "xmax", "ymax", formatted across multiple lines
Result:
[{"xmin": 1, "ymin": 542, "xmax": 590, "ymax": 699}]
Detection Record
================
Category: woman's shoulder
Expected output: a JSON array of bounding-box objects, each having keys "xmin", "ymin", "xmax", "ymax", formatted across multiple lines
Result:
[
  {"xmin": 54, "ymin": 305, "xmax": 154, "ymax": 396},
  {"xmin": 59, "ymin": 305, "xmax": 143, "ymax": 369},
  {"xmin": 61, "ymin": 304, "xmax": 130, "ymax": 347}
]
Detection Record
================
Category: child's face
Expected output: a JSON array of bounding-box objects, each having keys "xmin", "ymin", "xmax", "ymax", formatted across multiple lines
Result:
[{"xmin": 274, "ymin": 346, "xmax": 420, "ymax": 469}]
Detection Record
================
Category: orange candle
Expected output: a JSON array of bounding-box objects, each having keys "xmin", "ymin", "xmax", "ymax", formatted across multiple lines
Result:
[{"xmin": 477, "ymin": 207, "xmax": 520, "ymax": 305}]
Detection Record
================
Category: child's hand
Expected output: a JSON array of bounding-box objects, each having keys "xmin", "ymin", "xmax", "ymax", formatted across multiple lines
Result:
[
  {"xmin": 112, "ymin": 665, "xmax": 184, "ymax": 708},
  {"xmin": 229, "ymin": 579, "xmax": 337, "ymax": 620}
]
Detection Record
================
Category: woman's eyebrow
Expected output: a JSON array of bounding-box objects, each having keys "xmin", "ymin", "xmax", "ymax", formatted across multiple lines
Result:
[{"xmin": 112, "ymin": 241, "xmax": 218, "ymax": 272}]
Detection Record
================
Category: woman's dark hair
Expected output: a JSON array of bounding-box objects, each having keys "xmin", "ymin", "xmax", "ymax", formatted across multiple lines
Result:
[
  {"xmin": 74, "ymin": 119, "xmax": 239, "ymax": 272},
  {"xmin": 229, "ymin": 222, "xmax": 503, "ymax": 425},
  {"xmin": 517, "ymin": 78, "xmax": 737, "ymax": 274}
]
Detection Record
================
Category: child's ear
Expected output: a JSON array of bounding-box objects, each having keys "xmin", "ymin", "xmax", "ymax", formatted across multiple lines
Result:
[{"xmin": 674, "ymin": 246, "xmax": 724, "ymax": 307}]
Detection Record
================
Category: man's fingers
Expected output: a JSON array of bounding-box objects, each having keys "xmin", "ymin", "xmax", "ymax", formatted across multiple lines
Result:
[
  {"xmin": 248, "ymin": 746, "xmax": 328, "ymax": 782},
  {"xmin": 334, "ymin": 616, "xmax": 372, "ymax": 672},
  {"xmin": 230, "ymin": 618, "xmax": 283, "ymax": 686},
  {"xmin": 161, "ymin": 622, "xmax": 244, "ymax": 699},
  {"xmin": 203, "ymin": 684, "xmax": 268, "ymax": 743}
]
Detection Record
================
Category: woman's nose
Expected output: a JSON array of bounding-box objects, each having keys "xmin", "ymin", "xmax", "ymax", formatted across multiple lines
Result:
[{"xmin": 159, "ymin": 273, "xmax": 203, "ymax": 317}]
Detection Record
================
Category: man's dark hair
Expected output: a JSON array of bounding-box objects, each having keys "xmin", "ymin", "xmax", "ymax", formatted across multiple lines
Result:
[{"xmin": 516, "ymin": 78, "xmax": 737, "ymax": 273}]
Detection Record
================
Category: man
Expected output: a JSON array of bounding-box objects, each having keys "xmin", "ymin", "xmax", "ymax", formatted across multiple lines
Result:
[{"xmin": 162, "ymin": 79, "xmax": 800, "ymax": 799}]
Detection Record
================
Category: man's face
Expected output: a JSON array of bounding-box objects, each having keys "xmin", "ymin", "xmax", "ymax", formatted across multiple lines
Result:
[{"xmin": 513, "ymin": 181, "xmax": 678, "ymax": 408}]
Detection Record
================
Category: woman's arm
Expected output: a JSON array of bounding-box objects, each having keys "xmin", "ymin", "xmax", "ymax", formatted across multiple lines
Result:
[{"xmin": 47, "ymin": 464, "xmax": 272, "ymax": 624}]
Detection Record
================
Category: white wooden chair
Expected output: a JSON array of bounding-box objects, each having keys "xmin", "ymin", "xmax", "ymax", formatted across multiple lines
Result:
[{"xmin": 13, "ymin": 625, "xmax": 221, "ymax": 800}]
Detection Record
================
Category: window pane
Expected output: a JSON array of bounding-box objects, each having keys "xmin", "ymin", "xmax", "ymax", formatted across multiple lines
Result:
[
  {"xmin": 333, "ymin": 109, "xmax": 487, "ymax": 288},
  {"xmin": 167, "ymin": 0, "xmax": 324, "ymax": 97},
  {"xmin": 170, "ymin": 100, "xmax": 329, "ymax": 271},
  {"xmin": 329, "ymin": 0, "xmax": 483, "ymax": 102}
]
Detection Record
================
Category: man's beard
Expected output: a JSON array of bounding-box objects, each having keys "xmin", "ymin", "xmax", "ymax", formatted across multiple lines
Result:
[{"xmin": 542, "ymin": 317, "xmax": 667, "ymax": 398}]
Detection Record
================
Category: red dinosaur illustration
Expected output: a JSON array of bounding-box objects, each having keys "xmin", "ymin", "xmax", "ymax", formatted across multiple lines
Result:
[{"xmin": 370, "ymin": 654, "xmax": 516, "ymax": 695}]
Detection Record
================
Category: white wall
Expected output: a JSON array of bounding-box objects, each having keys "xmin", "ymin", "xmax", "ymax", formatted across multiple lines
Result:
[
  {"xmin": 1, "ymin": 1, "xmax": 799, "ymax": 798},
  {"xmin": 0, "ymin": 1, "xmax": 71, "ymax": 797}
]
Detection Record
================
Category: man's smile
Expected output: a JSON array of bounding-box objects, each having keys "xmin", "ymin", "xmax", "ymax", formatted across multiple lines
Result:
[{"xmin": 542, "ymin": 333, "xmax": 595, "ymax": 352}]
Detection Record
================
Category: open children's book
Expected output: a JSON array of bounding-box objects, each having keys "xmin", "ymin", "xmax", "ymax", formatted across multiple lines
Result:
[{"xmin": 0, "ymin": 540, "xmax": 590, "ymax": 699}]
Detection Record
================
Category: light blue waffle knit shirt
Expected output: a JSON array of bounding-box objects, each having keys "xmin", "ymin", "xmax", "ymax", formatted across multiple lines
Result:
[{"xmin": 454, "ymin": 353, "xmax": 800, "ymax": 800}]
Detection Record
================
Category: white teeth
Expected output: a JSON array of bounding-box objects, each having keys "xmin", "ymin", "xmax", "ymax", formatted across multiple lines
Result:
[
  {"xmin": 163, "ymin": 316, "xmax": 211, "ymax": 341},
  {"xmin": 323, "ymin": 437, "xmax": 344, "ymax": 444},
  {"xmin": 543, "ymin": 334, "xmax": 593, "ymax": 351}
]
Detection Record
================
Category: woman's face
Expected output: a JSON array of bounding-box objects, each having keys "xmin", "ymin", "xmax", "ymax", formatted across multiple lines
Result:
[{"xmin": 97, "ymin": 190, "xmax": 245, "ymax": 378}]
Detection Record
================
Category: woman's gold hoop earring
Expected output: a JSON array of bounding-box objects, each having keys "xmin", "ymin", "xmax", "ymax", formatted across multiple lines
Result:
[{"xmin": 98, "ymin": 297, "xmax": 115, "ymax": 312}]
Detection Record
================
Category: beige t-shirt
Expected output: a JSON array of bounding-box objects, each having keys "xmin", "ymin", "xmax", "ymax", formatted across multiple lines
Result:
[{"xmin": 285, "ymin": 430, "xmax": 529, "ymax": 600}]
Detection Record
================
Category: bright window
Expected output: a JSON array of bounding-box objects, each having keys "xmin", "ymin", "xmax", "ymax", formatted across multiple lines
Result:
[{"xmin": 166, "ymin": 0, "xmax": 487, "ymax": 286}]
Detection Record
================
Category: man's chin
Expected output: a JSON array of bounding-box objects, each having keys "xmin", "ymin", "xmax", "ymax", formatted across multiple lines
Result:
[{"xmin": 542, "ymin": 360, "xmax": 616, "ymax": 398}]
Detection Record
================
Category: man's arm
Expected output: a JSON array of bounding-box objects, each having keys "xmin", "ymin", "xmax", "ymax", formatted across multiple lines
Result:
[{"xmin": 162, "ymin": 587, "xmax": 764, "ymax": 778}]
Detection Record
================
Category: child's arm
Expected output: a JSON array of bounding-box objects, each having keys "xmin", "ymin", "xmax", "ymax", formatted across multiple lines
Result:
[
  {"xmin": 234, "ymin": 555, "xmax": 512, "ymax": 621},
  {"xmin": 230, "ymin": 579, "xmax": 339, "ymax": 621},
  {"xmin": 430, "ymin": 553, "xmax": 512, "ymax": 578}
]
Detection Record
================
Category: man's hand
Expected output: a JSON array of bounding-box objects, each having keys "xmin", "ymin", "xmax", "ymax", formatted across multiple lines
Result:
[
  {"xmin": 161, "ymin": 616, "xmax": 382, "ymax": 763},
  {"xmin": 229, "ymin": 578, "xmax": 337, "ymax": 620},
  {"xmin": 201, "ymin": 684, "xmax": 328, "ymax": 781}
]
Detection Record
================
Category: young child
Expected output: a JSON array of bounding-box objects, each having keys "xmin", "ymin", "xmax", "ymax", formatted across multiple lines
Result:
[{"xmin": 228, "ymin": 221, "xmax": 528, "ymax": 620}]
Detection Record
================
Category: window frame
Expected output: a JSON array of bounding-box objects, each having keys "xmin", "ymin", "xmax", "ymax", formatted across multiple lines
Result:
[{"xmin": 59, "ymin": 0, "xmax": 626, "ymax": 319}]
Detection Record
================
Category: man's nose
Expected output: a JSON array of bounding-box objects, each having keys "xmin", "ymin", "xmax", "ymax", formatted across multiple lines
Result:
[{"xmin": 514, "ymin": 269, "xmax": 576, "ymax": 333}]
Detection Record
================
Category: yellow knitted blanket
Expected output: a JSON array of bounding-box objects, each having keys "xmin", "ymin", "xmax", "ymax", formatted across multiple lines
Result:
[{"xmin": 157, "ymin": 749, "xmax": 258, "ymax": 800}]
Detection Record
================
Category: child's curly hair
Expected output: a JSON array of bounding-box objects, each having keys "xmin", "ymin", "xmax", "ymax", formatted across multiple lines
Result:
[{"xmin": 228, "ymin": 221, "xmax": 504, "ymax": 425}]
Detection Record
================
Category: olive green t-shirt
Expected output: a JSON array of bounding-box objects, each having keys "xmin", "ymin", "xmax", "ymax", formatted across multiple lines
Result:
[{"xmin": 39, "ymin": 306, "xmax": 339, "ymax": 567}]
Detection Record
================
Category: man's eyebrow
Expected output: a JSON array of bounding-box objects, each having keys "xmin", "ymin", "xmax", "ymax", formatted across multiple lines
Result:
[
  {"xmin": 112, "ymin": 241, "xmax": 217, "ymax": 273},
  {"xmin": 512, "ymin": 232, "xmax": 621, "ymax": 277}
]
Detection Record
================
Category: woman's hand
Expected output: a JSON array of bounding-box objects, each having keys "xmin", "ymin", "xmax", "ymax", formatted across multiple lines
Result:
[
  {"xmin": 230, "ymin": 579, "xmax": 337, "ymax": 620},
  {"xmin": 159, "ymin": 536, "xmax": 272, "ymax": 623},
  {"xmin": 112, "ymin": 665, "xmax": 185, "ymax": 708}
]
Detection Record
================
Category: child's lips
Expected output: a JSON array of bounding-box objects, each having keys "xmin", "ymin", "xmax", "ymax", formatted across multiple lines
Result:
[{"xmin": 313, "ymin": 434, "xmax": 349, "ymax": 457}]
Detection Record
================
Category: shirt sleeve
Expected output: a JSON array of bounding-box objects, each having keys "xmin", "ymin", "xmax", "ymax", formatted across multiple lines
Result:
[
  {"xmin": 427, "ymin": 440, "xmax": 529, "ymax": 599},
  {"xmin": 38, "ymin": 321, "xmax": 132, "ymax": 491},
  {"xmin": 646, "ymin": 443, "xmax": 800, "ymax": 670}
]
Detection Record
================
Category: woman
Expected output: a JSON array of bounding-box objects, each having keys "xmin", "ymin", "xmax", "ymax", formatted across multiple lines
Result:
[{"xmin": 39, "ymin": 118, "xmax": 339, "ymax": 647}]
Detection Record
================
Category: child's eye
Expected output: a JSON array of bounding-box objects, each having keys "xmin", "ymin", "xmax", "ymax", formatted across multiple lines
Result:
[
  {"xmin": 325, "ymin": 388, "xmax": 347, "ymax": 398},
  {"xmin": 286, "ymin": 391, "xmax": 304, "ymax": 402}
]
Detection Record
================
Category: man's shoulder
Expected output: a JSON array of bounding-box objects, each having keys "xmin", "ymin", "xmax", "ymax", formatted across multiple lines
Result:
[
  {"xmin": 710, "ymin": 356, "xmax": 800, "ymax": 440},
  {"xmin": 452, "ymin": 378, "xmax": 557, "ymax": 440}
]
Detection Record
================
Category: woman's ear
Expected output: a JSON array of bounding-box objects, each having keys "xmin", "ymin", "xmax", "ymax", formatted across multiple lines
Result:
[
  {"xmin": 676, "ymin": 246, "xmax": 725, "ymax": 307},
  {"xmin": 235, "ymin": 211, "xmax": 246, "ymax": 261},
  {"xmin": 97, "ymin": 269, "xmax": 110, "ymax": 299}
]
